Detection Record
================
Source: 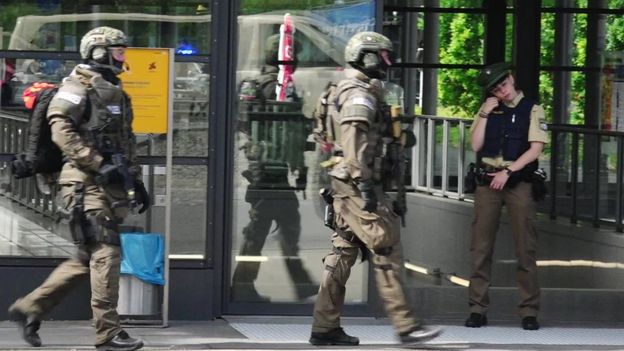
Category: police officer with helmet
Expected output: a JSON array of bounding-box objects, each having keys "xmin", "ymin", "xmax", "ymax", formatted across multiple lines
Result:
[
  {"xmin": 308, "ymin": 31, "xmax": 441, "ymax": 346},
  {"xmin": 8, "ymin": 26, "xmax": 148, "ymax": 351},
  {"xmin": 465, "ymin": 62, "xmax": 548, "ymax": 330}
]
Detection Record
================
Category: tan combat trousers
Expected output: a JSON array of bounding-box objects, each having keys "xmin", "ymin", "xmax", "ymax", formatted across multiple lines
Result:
[
  {"xmin": 11, "ymin": 182, "xmax": 124, "ymax": 346},
  {"xmin": 312, "ymin": 179, "xmax": 419, "ymax": 336},
  {"xmin": 468, "ymin": 181, "xmax": 540, "ymax": 317}
]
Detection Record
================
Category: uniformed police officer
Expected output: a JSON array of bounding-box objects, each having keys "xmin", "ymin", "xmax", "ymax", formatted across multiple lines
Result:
[
  {"xmin": 232, "ymin": 34, "xmax": 317, "ymax": 302},
  {"xmin": 8, "ymin": 27, "xmax": 149, "ymax": 351},
  {"xmin": 465, "ymin": 62, "xmax": 549, "ymax": 330},
  {"xmin": 308, "ymin": 32, "xmax": 441, "ymax": 346}
]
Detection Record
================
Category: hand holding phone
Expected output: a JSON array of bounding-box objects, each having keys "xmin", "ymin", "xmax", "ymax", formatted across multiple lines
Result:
[{"xmin": 482, "ymin": 97, "xmax": 500, "ymax": 115}]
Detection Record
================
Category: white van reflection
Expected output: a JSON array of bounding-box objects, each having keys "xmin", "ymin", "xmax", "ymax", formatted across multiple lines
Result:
[{"xmin": 6, "ymin": 12, "xmax": 349, "ymax": 116}]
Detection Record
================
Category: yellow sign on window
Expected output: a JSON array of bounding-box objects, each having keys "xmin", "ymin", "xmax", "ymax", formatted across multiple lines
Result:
[{"xmin": 120, "ymin": 48, "xmax": 172, "ymax": 134}]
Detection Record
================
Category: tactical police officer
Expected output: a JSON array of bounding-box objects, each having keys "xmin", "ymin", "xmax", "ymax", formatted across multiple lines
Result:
[
  {"xmin": 232, "ymin": 34, "xmax": 317, "ymax": 302},
  {"xmin": 465, "ymin": 62, "xmax": 548, "ymax": 330},
  {"xmin": 8, "ymin": 27, "xmax": 149, "ymax": 351},
  {"xmin": 308, "ymin": 31, "xmax": 441, "ymax": 346}
]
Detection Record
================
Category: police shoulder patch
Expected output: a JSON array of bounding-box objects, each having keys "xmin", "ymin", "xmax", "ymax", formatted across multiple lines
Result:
[
  {"xmin": 56, "ymin": 91, "xmax": 82, "ymax": 105},
  {"xmin": 351, "ymin": 96, "xmax": 375, "ymax": 111},
  {"xmin": 539, "ymin": 119, "xmax": 548, "ymax": 131}
]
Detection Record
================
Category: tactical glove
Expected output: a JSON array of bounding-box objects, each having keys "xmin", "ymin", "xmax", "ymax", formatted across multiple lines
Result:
[
  {"xmin": 357, "ymin": 179, "xmax": 377, "ymax": 212},
  {"xmin": 134, "ymin": 179, "xmax": 151, "ymax": 214},
  {"xmin": 11, "ymin": 154, "xmax": 33, "ymax": 179},
  {"xmin": 392, "ymin": 198, "xmax": 407, "ymax": 217},
  {"xmin": 95, "ymin": 163, "xmax": 122, "ymax": 185}
]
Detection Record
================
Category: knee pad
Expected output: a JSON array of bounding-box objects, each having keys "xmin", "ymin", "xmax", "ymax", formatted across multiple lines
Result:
[{"xmin": 374, "ymin": 247, "xmax": 393, "ymax": 256}]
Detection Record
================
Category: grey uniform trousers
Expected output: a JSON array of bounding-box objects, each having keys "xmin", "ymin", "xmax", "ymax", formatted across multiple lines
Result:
[
  {"xmin": 468, "ymin": 181, "xmax": 540, "ymax": 317},
  {"xmin": 311, "ymin": 179, "xmax": 419, "ymax": 335}
]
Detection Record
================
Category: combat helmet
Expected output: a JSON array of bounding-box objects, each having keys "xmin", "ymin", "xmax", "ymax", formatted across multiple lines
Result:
[
  {"xmin": 344, "ymin": 31, "xmax": 393, "ymax": 79},
  {"xmin": 79, "ymin": 26, "xmax": 128, "ymax": 74}
]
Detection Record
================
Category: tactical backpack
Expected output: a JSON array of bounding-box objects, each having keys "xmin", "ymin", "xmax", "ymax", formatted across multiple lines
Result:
[
  {"xmin": 312, "ymin": 82, "xmax": 337, "ymax": 148},
  {"xmin": 11, "ymin": 83, "xmax": 64, "ymax": 179},
  {"xmin": 238, "ymin": 72, "xmax": 278, "ymax": 101}
]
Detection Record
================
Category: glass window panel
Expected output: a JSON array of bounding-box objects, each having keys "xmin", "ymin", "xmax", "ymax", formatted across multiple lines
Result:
[
  {"xmin": 542, "ymin": 0, "xmax": 624, "ymax": 9},
  {"xmin": 1, "ymin": 1, "xmax": 211, "ymax": 54},
  {"xmin": 439, "ymin": 13, "xmax": 485, "ymax": 65},
  {"xmin": 0, "ymin": 54, "xmax": 210, "ymax": 259},
  {"xmin": 230, "ymin": 1, "xmax": 375, "ymax": 304},
  {"xmin": 437, "ymin": 68, "xmax": 482, "ymax": 118},
  {"xmin": 147, "ymin": 165, "xmax": 209, "ymax": 260},
  {"xmin": 1, "ymin": 58, "xmax": 81, "ymax": 115}
]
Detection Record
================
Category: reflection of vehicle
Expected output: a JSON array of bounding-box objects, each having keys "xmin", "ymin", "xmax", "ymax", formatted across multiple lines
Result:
[
  {"xmin": 237, "ymin": 14, "xmax": 349, "ymax": 116},
  {"xmin": 7, "ymin": 13, "xmax": 212, "ymax": 110},
  {"xmin": 7, "ymin": 12, "xmax": 351, "ymax": 116},
  {"xmin": 9, "ymin": 13, "xmax": 211, "ymax": 52}
]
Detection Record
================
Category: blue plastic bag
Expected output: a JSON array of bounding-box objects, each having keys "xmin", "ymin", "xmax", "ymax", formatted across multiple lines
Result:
[{"xmin": 120, "ymin": 233, "xmax": 165, "ymax": 285}]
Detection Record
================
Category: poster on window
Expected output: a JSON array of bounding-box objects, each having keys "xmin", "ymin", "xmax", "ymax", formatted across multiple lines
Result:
[
  {"xmin": 120, "ymin": 48, "xmax": 173, "ymax": 134},
  {"xmin": 601, "ymin": 52, "xmax": 624, "ymax": 131}
]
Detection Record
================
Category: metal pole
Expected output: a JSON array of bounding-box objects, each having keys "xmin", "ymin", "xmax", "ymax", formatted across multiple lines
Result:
[
  {"xmin": 163, "ymin": 48, "xmax": 174, "ymax": 328},
  {"xmin": 422, "ymin": 0, "xmax": 439, "ymax": 115}
]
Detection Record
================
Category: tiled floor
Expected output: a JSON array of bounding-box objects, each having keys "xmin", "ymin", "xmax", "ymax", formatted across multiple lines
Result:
[{"xmin": 0, "ymin": 198, "xmax": 72, "ymax": 257}]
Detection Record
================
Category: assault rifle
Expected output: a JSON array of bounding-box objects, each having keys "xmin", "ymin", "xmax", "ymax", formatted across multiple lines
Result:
[
  {"xmin": 386, "ymin": 106, "xmax": 416, "ymax": 227},
  {"xmin": 111, "ymin": 153, "xmax": 136, "ymax": 209}
]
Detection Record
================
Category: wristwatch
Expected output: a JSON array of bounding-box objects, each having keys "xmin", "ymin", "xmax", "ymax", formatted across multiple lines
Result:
[{"xmin": 504, "ymin": 167, "xmax": 514, "ymax": 176}]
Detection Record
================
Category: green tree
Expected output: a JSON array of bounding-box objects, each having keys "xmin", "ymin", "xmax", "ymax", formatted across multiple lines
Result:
[{"xmin": 438, "ymin": 4, "xmax": 484, "ymax": 117}]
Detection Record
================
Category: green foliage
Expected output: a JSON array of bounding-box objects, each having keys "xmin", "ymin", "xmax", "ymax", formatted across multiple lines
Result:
[{"xmin": 438, "ymin": 10, "xmax": 484, "ymax": 118}]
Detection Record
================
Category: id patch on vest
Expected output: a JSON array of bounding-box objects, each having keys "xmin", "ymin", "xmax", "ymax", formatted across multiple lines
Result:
[
  {"xmin": 351, "ymin": 96, "xmax": 375, "ymax": 111},
  {"xmin": 56, "ymin": 91, "xmax": 82, "ymax": 105},
  {"xmin": 107, "ymin": 105, "xmax": 122, "ymax": 114}
]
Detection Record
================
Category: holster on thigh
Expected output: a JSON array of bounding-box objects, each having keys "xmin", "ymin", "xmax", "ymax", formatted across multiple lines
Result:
[
  {"xmin": 333, "ymin": 195, "xmax": 400, "ymax": 251},
  {"xmin": 83, "ymin": 211, "xmax": 121, "ymax": 246}
]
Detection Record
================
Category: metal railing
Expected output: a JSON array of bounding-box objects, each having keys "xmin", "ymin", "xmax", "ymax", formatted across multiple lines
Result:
[
  {"xmin": 4, "ymin": 111, "xmax": 624, "ymax": 233},
  {"xmin": 411, "ymin": 114, "xmax": 474, "ymax": 199},
  {"xmin": 548, "ymin": 124, "xmax": 624, "ymax": 232},
  {"xmin": 411, "ymin": 115, "xmax": 624, "ymax": 232},
  {"xmin": 0, "ymin": 112, "xmax": 58, "ymax": 217}
]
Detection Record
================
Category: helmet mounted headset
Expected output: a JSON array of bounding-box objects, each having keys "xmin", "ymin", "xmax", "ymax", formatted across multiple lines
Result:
[
  {"xmin": 345, "ymin": 31, "xmax": 394, "ymax": 79},
  {"xmin": 79, "ymin": 26, "xmax": 128, "ymax": 75}
]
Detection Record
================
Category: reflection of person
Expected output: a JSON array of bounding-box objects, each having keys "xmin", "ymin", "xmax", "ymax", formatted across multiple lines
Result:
[
  {"xmin": 8, "ymin": 27, "xmax": 149, "ymax": 351},
  {"xmin": 232, "ymin": 34, "xmax": 317, "ymax": 302},
  {"xmin": 1, "ymin": 59, "xmax": 16, "ymax": 106},
  {"xmin": 465, "ymin": 62, "xmax": 548, "ymax": 330},
  {"xmin": 309, "ymin": 32, "xmax": 441, "ymax": 346}
]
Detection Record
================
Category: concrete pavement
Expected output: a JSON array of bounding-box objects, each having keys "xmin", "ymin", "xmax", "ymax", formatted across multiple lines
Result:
[{"xmin": 1, "ymin": 316, "xmax": 624, "ymax": 350}]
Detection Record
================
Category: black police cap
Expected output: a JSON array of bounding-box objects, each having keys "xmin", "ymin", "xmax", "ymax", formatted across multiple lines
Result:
[{"xmin": 477, "ymin": 62, "xmax": 512, "ymax": 90}]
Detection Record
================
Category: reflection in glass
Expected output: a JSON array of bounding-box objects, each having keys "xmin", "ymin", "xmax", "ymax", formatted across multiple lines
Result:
[
  {"xmin": 3, "ymin": 4, "xmax": 211, "ymax": 54},
  {"xmin": 232, "ymin": 2, "xmax": 374, "ymax": 303},
  {"xmin": 231, "ymin": 37, "xmax": 318, "ymax": 302}
]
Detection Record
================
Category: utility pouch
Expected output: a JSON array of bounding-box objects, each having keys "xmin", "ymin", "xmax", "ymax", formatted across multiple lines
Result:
[
  {"xmin": 320, "ymin": 188, "xmax": 335, "ymax": 229},
  {"xmin": 324, "ymin": 205, "xmax": 336, "ymax": 230},
  {"xmin": 464, "ymin": 163, "xmax": 477, "ymax": 194},
  {"xmin": 87, "ymin": 215, "xmax": 121, "ymax": 246},
  {"xmin": 68, "ymin": 183, "xmax": 88, "ymax": 244},
  {"xmin": 531, "ymin": 168, "xmax": 548, "ymax": 201}
]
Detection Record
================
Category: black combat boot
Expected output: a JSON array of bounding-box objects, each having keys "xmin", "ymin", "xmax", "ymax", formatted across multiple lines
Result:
[
  {"xmin": 465, "ymin": 312, "xmax": 488, "ymax": 328},
  {"xmin": 8, "ymin": 306, "xmax": 42, "ymax": 347},
  {"xmin": 521, "ymin": 316, "xmax": 540, "ymax": 330},
  {"xmin": 96, "ymin": 330, "xmax": 144, "ymax": 351},
  {"xmin": 309, "ymin": 327, "xmax": 359, "ymax": 346},
  {"xmin": 399, "ymin": 325, "xmax": 442, "ymax": 344}
]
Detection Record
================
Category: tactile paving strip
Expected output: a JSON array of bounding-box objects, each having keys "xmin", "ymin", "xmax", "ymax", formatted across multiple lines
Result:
[{"xmin": 229, "ymin": 323, "xmax": 624, "ymax": 346}]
